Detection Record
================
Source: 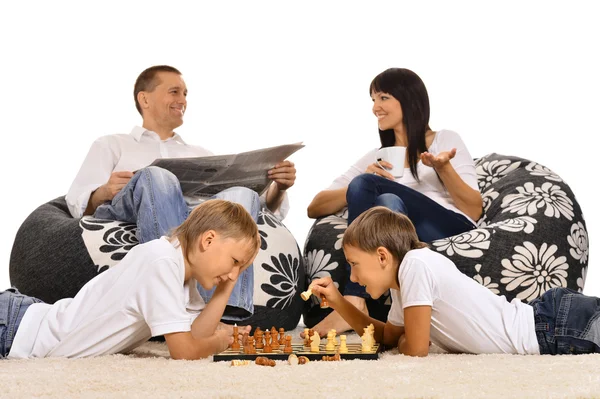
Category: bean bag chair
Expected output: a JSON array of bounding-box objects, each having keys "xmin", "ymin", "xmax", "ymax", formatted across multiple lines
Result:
[{"xmin": 302, "ymin": 153, "xmax": 589, "ymax": 326}]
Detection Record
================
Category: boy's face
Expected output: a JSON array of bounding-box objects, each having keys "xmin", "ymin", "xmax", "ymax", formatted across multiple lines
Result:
[
  {"xmin": 189, "ymin": 231, "xmax": 256, "ymax": 290},
  {"xmin": 344, "ymin": 245, "xmax": 395, "ymax": 299}
]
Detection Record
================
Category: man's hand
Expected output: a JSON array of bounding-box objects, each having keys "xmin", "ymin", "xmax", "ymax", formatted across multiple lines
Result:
[
  {"xmin": 308, "ymin": 277, "xmax": 344, "ymax": 309},
  {"xmin": 420, "ymin": 148, "xmax": 456, "ymax": 171},
  {"xmin": 268, "ymin": 160, "xmax": 296, "ymax": 191},
  {"xmin": 85, "ymin": 171, "xmax": 135, "ymax": 215},
  {"xmin": 100, "ymin": 171, "xmax": 134, "ymax": 201}
]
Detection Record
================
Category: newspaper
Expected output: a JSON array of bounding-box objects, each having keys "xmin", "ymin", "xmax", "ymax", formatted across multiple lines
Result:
[{"xmin": 150, "ymin": 142, "xmax": 305, "ymax": 198}]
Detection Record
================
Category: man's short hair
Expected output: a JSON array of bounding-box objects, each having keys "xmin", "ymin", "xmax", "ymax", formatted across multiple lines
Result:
[
  {"xmin": 134, "ymin": 65, "xmax": 182, "ymax": 116},
  {"xmin": 343, "ymin": 206, "xmax": 427, "ymax": 262}
]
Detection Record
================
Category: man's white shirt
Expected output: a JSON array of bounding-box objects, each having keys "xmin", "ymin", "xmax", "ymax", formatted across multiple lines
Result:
[{"xmin": 66, "ymin": 126, "xmax": 289, "ymax": 219}]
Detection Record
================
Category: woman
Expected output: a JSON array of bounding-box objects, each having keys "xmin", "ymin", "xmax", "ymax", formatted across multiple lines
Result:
[{"xmin": 306, "ymin": 68, "xmax": 483, "ymax": 336}]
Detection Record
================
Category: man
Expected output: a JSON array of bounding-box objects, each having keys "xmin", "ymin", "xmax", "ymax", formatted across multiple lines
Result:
[{"xmin": 66, "ymin": 65, "xmax": 296, "ymax": 319}]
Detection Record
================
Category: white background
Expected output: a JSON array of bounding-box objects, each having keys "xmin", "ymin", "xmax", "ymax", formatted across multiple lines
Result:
[{"xmin": 1, "ymin": 1, "xmax": 598, "ymax": 296}]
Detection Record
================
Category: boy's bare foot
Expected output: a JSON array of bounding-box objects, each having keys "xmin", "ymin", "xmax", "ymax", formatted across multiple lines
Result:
[{"xmin": 300, "ymin": 295, "xmax": 368, "ymax": 338}]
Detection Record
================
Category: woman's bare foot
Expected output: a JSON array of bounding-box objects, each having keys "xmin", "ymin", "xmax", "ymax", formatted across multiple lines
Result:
[{"xmin": 300, "ymin": 295, "xmax": 368, "ymax": 338}]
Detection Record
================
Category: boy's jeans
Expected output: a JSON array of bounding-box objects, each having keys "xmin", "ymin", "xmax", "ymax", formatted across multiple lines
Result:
[
  {"xmin": 94, "ymin": 166, "xmax": 260, "ymax": 320},
  {"xmin": 529, "ymin": 287, "xmax": 600, "ymax": 355},
  {"xmin": 0, "ymin": 289, "xmax": 44, "ymax": 358},
  {"xmin": 344, "ymin": 173, "xmax": 476, "ymax": 298}
]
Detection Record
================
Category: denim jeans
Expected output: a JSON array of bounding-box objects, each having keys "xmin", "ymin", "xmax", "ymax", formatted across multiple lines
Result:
[
  {"xmin": 94, "ymin": 166, "xmax": 260, "ymax": 320},
  {"xmin": 0, "ymin": 289, "xmax": 44, "ymax": 358},
  {"xmin": 344, "ymin": 173, "xmax": 476, "ymax": 297},
  {"xmin": 529, "ymin": 287, "xmax": 600, "ymax": 355}
]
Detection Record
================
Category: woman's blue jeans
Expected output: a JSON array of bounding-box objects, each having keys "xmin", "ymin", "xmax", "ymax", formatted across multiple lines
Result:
[
  {"xmin": 94, "ymin": 166, "xmax": 260, "ymax": 320},
  {"xmin": 344, "ymin": 173, "xmax": 477, "ymax": 298}
]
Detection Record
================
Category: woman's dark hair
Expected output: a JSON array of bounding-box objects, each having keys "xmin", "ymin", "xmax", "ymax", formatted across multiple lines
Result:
[{"xmin": 369, "ymin": 68, "xmax": 431, "ymax": 181}]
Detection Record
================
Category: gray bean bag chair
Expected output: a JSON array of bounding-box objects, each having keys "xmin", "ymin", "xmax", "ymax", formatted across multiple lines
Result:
[
  {"xmin": 10, "ymin": 197, "xmax": 305, "ymax": 331},
  {"xmin": 303, "ymin": 153, "xmax": 589, "ymax": 326}
]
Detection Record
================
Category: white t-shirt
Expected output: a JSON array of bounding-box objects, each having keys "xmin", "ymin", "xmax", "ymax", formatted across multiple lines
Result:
[
  {"xmin": 65, "ymin": 126, "xmax": 289, "ymax": 219},
  {"xmin": 327, "ymin": 130, "xmax": 478, "ymax": 224},
  {"xmin": 8, "ymin": 237, "xmax": 205, "ymax": 359},
  {"xmin": 387, "ymin": 248, "xmax": 540, "ymax": 355}
]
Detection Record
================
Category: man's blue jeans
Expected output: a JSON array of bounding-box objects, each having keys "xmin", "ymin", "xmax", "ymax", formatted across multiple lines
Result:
[
  {"xmin": 344, "ymin": 173, "xmax": 477, "ymax": 298},
  {"xmin": 530, "ymin": 287, "xmax": 600, "ymax": 355},
  {"xmin": 0, "ymin": 289, "xmax": 44, "ymax": 358},
  {"xmin": 94, "ymin": 166, "xmax": 260, "ymax": 320}
]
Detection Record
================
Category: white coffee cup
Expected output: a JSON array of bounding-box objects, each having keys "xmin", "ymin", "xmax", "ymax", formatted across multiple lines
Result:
[{"xmin": 376, "ymin": 146, "xmax": 406, "ymax": 178}]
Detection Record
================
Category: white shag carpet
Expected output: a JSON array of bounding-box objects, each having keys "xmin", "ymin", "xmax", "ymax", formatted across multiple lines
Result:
[{"xmin": 3, "ymin": 325, "xmax": 600, "ymax": 399}]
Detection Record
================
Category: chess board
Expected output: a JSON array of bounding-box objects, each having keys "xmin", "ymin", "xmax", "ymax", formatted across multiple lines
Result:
[{"xmin": 213, "ymin": 342, "xmax": 381, "ymax": 362}]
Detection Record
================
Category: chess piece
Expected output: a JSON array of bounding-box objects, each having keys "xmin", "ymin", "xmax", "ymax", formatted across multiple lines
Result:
[
  {"xmin": 361, "ymin": 326, "xmax": 373, "ymax": 352},
  {"xmin": 283, "ymin": 335, "xmax": 293, "ymax": 354},
  {"xmin": 271, "ymin": 326, "xmax": 278, "ymax": 337},
  {"xmin": 231, "ymin": 325, "xmax": 240, "ymax": 351},
  {"xmin": 298, "ymin": 356, "xmax": 310, "ymax": 365},
  {"xmin": 230, "ymin": 359, "xmax": 251, "ymax": 366},
  {"xmin": 278, "ymin": 328, "xmax": 286, "ymax": 345},
  {"xmin": 325, "ymin": 330, "xmax": 336, "ymax": 351},
  {"xmin": 339, "ymin": 335, "xmax": 348, "ymax": 354},
  {"xmin": 263, "ymin": 331, "xmax": 273, "ymax": 353},
  {"xmin": 287, "ymin": 353, "xmax": 298, "ymax": 366},
  {"xmin": 303, "ymin": 328, "xmax": 310, "ymax": 347},
  {"xmin": 322, "ymin": 354, "xmax": 341, "ymax": 361},
  {"xmin": 255, "ymin": 356, "xmax": 276, "ymax": 367},
  {"xmin": 300, "ymin": 286, "xmax": 313, "ymax": 301},
  {"xmin": 244, "ymin": 335, "xmax": 256, "ymax": 354},
  {"xmin": 320, "ymin": 294, "xmax": 329, "ymax": 309},
  {"xmin": 241, "ymin": 332, "xmax": 249, "ymax": 346},
  {"xmin": 255, "ymin": 330, "xmax": 264, "ymax": 349},
  {"xmin": 310, "ymin": 332, "xmax": 320, "ymax": 353}
]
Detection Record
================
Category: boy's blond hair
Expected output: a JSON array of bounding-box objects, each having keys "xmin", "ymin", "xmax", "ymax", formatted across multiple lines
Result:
[
  {"xmin": 171, "ymin": 199, "xmax": 260, "ymax": 265},
  {"xmin": 343, "ymin": 206, "xmax": 427, "ymax": 262}
]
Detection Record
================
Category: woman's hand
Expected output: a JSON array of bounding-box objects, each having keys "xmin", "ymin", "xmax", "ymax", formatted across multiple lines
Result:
[
  {"xmin": 420, "ymin": 148, "xmax": 457, "ymax": 170},
  {"xmin": 365, "ymin": 161, "xmax": 395, "ymax": 180}
]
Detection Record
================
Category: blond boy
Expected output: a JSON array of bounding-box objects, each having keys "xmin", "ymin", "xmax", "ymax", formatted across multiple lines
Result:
[{"xmin": 1, "ymin": 200, "xmax": 259, "ymax": 360}]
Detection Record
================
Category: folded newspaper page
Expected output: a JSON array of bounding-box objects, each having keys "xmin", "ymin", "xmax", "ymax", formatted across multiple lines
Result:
[{"xmin": 150, "ymin": 142, "xmax": 305, "ymax": 197}]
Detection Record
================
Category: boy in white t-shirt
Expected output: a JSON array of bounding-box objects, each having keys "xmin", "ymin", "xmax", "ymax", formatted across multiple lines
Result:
[
  {"xmin": 309, "ymin": 206, "xmax": 600, "ymax": 356},
  {"xmin": 0, "ymin": 199, "xmax": 260, "ymax": 360}
]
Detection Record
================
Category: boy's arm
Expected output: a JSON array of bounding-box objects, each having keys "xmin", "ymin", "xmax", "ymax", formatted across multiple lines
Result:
[
  {"xmin": 164, "ymin": 329, "xmax": 232, "ymax": 360},
  {"xmin": 398, "ymin": 305, "xmax": 431, "ymax": 357},
  {"xmin": 383, "ymin": 321, "xmax": 405, "ymax": 348},
  {"xmin": 190, "ymin": 279, "xmax": 236, "ymax": 338}
]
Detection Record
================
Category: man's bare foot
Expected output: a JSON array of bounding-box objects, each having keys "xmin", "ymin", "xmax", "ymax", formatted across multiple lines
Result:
[
  {"xmin": 216, "ymin": 322, "xmax": 251, "ymax": 339},
  {"xmin": 300, "ymin": 295, "xmax": 368, "ymax": 338}
]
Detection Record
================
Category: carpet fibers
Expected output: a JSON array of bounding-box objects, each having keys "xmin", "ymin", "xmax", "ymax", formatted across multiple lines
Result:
[{"xmin": 2, "ymin": 326, "xmax": 600, "ymax": 398}]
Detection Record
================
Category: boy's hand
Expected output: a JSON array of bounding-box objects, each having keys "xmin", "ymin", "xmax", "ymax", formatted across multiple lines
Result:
[
  {"xmin": 212, "ymin": 329, "xmax": 234, "ymax": 354},
  {"xmin": 308, "ymin": 277, "xmax": 343, "ymax": 308}
]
